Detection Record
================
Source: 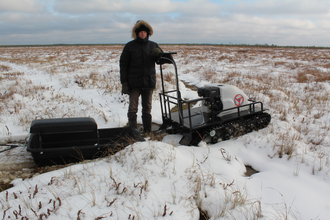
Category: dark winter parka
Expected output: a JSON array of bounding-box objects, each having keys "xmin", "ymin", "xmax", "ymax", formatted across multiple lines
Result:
[{"xmin": 120, "ymin": 20, "xmax": 161, "ymax": 90}]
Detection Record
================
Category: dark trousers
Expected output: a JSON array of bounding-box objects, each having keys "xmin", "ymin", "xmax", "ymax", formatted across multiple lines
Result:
[{"xmin": 128, "ymin": 88, "xmax": 153, "ymax": 120}]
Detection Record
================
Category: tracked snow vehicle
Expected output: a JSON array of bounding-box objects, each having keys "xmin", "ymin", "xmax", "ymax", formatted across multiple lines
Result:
[{"xmin": 158, "ymin": 53, "xmax": 271, "ymax": 146}]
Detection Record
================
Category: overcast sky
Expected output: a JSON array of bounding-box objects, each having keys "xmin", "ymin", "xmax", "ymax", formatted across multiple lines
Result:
[{"xmin": 1, "ymin": 0, "xmax": 330, "ymax": 46}]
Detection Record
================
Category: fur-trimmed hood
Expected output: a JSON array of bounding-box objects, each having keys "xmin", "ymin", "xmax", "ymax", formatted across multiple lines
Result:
[{"xmin": 131, "ymin": 20, "xmax": 153, "ymax": 39}]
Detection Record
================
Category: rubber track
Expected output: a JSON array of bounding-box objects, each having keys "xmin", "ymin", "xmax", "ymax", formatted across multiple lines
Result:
[{"xmin": 201, "ymin": 112, "xmax": 271, "ymax": 144}]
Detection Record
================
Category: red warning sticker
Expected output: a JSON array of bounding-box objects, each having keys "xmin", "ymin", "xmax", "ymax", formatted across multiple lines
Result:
[{"xmin": 234, "ymin": 94, "xmax": 244, "ymax": 106}]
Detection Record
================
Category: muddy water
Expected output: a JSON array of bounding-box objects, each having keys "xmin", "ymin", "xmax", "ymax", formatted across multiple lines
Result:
[
  {"xmin": 0, "ymin": 145, "xmax": 35, "ymax": 184},
  {"xmin": 0, "ymin": 145, "xmax": 69, "ymax": 190}
]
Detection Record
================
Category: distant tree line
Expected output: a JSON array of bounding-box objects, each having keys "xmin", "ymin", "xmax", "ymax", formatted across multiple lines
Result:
[{"xmin": 1, "ymin": 43, "xmax": 330, "ymax": 49}]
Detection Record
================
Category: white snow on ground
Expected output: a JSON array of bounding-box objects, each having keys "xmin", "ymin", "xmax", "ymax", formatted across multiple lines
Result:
[{"xmin": 0, "ymin": 45, "xmax": 330, "ymax": 219}]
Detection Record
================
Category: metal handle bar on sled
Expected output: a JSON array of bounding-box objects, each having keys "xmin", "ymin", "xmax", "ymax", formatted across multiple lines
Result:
[{"xmin": 158, "ymin": 52, "xmax": 185, "ymax": 126}]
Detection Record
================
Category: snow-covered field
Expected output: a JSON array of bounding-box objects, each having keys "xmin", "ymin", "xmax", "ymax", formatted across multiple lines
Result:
[{"xmin": 0, "ymin": 45, "xmax": 330, "ymax": 219}]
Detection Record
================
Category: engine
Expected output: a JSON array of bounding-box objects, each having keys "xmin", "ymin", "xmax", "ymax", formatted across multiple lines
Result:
[
  {"xmin": 197, "ymin": 84, "xmax": 250, "ymax": 116},
  {"xmin": 197, "ymin": 86, "xmax": 223, "ymax": 113}
]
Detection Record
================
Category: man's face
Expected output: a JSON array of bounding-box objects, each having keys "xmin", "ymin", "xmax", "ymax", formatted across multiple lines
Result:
[{"xmin": 138, "ymin": 31, "xmax": 147, "ymax": 39}]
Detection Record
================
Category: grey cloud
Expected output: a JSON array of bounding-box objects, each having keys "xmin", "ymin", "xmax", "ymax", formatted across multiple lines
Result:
[
  {"xmin": 0, "ymin": 0, "xmax": 44, "ymax": 13},
  {"xmin": 53, "ymin": 0, "xmax": 174, "ymax": 14},
  {"xmin": 152, "ymin": 14, "xmax": 329, "ymax": 46},
  {"xmin": 227, "ymin": 0, "xmax": 330, "ymax": 16},
  {"xmin": 53, "ymin": 0, "xmax": 220, "ymax": 16},
  {"xmin": 317, "ymin": 20, "xmax": 330, "ymax": 29},
  {"xmin": 53, "ymin": 0, "xmax": 122, "ymax": 14}
]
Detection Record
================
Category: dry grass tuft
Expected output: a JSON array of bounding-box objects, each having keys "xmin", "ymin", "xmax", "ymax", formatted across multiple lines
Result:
[
  {"xmin": 163, "ymin": 72, "xmax": 175, "ymax": 84},
  {"xmin": 0, "ymin": 65, "xmax": 11, "ymax": 72},
  {"xmin": 143, "ymin": 131, "xmax": 167, "ymax": 142},
  {"xmin": 203, "ymin": 68, "xmax": 217, "ymax": 81},
  {"xmin": 297, "ymin": 68, "xmax": 330, "ymax": 83},
  {"xmin": 296, "ymin": 71, "xmax": 309, "ymax": 83}
]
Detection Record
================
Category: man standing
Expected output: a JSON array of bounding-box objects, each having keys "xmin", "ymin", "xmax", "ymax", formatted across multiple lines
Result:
[{"xmin": 120, "ymin": 20, "xmax": 162, "ymax": 132}]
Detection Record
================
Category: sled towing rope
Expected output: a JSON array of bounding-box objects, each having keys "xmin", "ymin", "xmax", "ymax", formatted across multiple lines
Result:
[
  {"xmin": 157, "ymin": 52, "xmax": 271, "ymax": 146},
  {"xmin": 0, "ymin": 143, "xmax": 25, "ymax": 153}
]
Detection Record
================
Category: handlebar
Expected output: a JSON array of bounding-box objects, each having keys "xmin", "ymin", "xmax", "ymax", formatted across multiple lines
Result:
[{"xmin": 163, "ymin": 52, "xmax": 177, "ymax": 55}]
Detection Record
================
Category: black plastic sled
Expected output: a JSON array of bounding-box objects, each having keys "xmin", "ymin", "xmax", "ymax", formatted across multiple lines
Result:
[{"xmin": 26, "ymin": 117, "xmax": 144, "ymax": 165}]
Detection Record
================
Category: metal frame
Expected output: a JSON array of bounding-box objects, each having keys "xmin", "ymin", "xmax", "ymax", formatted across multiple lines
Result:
[{"xmin": 158, "ymin": 53, "xmax": 268, "ymax": 136}]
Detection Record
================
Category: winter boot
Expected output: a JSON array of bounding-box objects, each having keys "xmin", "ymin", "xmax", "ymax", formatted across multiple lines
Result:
[
  {"xmin": 142, "ymin": 115, "xmax": 152, "ymax": 133},
  {"xmin": 128, "ymin": 118, "xmax": 137, "ymax": 129}
]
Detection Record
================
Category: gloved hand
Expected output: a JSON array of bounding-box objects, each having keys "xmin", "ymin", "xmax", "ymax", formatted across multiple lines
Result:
[
  {"xmin": 152, "ymin": 48, "xmax": 162, "ymax": 56},
  {"xmin": 151, "ymin": 48, "xmax": 163, "ymax": 61},
  {"xmin": 121, "ymin": 83, "xmax": 129, "ymax": 95}
]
